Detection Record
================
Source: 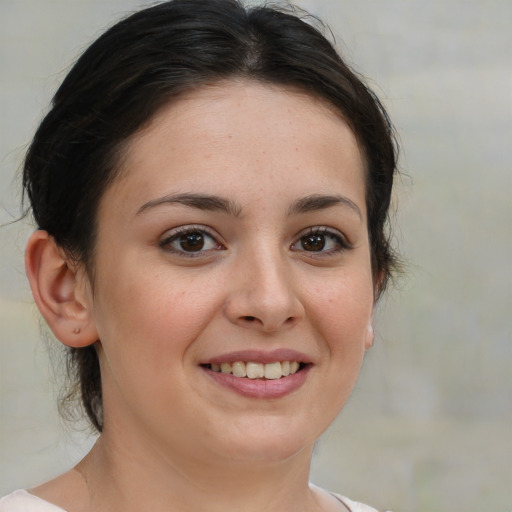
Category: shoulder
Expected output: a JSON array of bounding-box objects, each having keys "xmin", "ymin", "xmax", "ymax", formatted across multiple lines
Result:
[
  {"xmin": 332, "ymin": 492, "xmax": 391, "ymax": 512},
  {"xmin": 0, "ymin": 490, "xmax": 67, "ymax": 512},
  {"xmin": 309, "ymin": 483, "xmax": 389, "ymax": 512}
]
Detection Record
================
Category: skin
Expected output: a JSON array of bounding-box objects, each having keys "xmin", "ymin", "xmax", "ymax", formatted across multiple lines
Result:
[{"xmin": 26, "ymin": 80, "xmax": 376, "ymax": 512}]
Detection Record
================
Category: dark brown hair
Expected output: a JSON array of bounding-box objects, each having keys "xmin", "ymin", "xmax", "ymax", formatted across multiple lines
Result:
[{"xmin": 23, "ymin": 0, "xmax": 399, "ymax": 431}]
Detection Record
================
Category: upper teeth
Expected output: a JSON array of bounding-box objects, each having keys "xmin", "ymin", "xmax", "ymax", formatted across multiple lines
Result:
[{"xmin": 209, "ymin": 361, "xmax": 301, "ymax": 379}]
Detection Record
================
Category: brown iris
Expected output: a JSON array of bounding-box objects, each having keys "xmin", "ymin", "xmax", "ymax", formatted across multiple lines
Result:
[
  {"xmin": 178, "ymin": 232, "xmax": 205, "ymax": 252},
  {"xmin": 301, "ymin": 234, "xmax": 326, "ymax": 251}
]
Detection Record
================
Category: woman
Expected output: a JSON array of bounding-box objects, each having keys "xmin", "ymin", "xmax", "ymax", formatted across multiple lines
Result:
[{"xmin": 1, "ymin": 1, "xmax": 398, "ymax": 511}]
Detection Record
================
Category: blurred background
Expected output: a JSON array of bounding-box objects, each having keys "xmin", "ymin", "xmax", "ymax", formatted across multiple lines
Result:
[{"xmin": 0, "ymin": 1, "xmax": 510, "ymax": 511}]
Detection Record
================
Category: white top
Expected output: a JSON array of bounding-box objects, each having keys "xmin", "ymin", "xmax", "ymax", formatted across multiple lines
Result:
[
  {"xmin": 332, "ymin": 493, "xmax": 381, "ymax": 512},
  {"xmin": 0, "ymin": 490, "xmax": 67, "ymax": 512},
  {"xmin": 0, "ymin": 489, "xmax": 382, "ymax": 512}
]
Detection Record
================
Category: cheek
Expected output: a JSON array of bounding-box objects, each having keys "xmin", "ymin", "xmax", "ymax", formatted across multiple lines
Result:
[
  {"xmin": 91, "ymin": 263, "xmax": 222, "ymax": 372},
  {"xmin": 306, "ymin": 269, "xmax": 374, "ymax": 353}
]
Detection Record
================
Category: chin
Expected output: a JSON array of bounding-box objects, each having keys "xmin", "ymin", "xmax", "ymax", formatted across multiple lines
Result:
[
  {"xmin": 208, "ymin": 418, "xmax": 319, "ymax": 464},
  {"xmin": 225, "ymin": 439, "xmax": 313, "ymax": 464}
]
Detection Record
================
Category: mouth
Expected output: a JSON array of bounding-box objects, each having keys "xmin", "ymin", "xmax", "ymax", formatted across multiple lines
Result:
[
  {"xmin": 199, "ymin": 350, "xmax": 312, "ymax": 398},
  {"xmin": 202, "ymin": 361, "xmax": 307, "ymax": 380}
]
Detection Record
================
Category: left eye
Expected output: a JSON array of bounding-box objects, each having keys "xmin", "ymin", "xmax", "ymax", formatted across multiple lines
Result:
[
  {"xmin": 292, "ymin": 229, "xmax": 347, "ymax": 253},
  {"xmin": 161, "ymin": 228, "xmax": 221, "ymax": 255}
]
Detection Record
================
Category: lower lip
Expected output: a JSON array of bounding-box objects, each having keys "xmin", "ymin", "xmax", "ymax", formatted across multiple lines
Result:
[{"xmin": 202, "ymin": 365, "xmax": 311, "ymax": 399}]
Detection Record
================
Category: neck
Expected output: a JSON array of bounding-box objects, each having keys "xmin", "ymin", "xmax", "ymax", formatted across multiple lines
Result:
[{"xmin": 76, "ymin": 430, "xmax": 323, "ymax": 512}]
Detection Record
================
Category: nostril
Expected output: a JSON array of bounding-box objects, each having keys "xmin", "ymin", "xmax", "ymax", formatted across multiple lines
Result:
[{"xmin": 243, "ymin": 316, "xmax": 256, "ymax": 322}]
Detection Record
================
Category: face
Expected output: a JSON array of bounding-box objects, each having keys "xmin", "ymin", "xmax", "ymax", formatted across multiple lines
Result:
[{"xmin": 85, "ymin": 81, "xmax": 375, "ymax": 465}]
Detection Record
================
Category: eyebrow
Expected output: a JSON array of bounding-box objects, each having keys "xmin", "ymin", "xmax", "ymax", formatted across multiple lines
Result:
[
  {"xmin": 136, "ymin": 192, "xmax": 362, "ymax": 220},
  {"xmin": 288, "ymin": 194, "xmax": 363, "ymax": 220},
  {"xmin": 136, "ymin": 192, "xmax": 242, "ymax": 217}
]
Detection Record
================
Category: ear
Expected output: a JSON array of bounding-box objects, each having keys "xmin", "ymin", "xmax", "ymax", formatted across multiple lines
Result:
[
  {"xmin": 365, "ymin": 294, "xmax": 378, "ymax": 351},
  {"xmin": 25, "ymin": 230, "xmax": 98, "ymax": 348},
  {"xmin": 365, "ymin": 269, "xmax": 385, "ymax": 350},
  {"xmin": 364, "ymin": 322, "xmax": 375, "ymax": 350}
]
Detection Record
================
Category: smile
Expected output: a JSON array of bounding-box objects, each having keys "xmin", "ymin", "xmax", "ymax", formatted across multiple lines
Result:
[
  {"xmin": 205, "ymin": 361, "xmax": 303, "ymax": 380},
  {"xmin": 200, "ymin": 350, "xmax": 312, "ymax": 398}
]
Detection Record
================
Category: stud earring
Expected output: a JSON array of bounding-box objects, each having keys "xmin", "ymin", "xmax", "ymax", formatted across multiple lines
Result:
[{"xmin": 73, "ymin": 328, "xmax": 81, "ymax": 334}]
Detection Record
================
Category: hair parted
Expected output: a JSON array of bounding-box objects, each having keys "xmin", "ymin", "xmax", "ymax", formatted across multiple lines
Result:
[{"xmin": 23, "ymin": 0, "xmax": 399, "ymax": 432}]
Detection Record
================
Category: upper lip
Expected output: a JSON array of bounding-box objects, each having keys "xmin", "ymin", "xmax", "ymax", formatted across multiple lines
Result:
[{"xmin": 200, "ymin": 349, "xmax": 313, "ymax": 365}]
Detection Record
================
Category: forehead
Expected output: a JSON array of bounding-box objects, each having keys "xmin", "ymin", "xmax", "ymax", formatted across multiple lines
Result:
[{"xmin": 108, "ymin": 80, "xmax": 366, "ymax": 215}]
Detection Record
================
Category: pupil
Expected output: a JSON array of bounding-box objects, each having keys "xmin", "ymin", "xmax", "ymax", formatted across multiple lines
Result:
[
  {"xmin": 303, "ymin": 234, "xmax": 325, "ymax": 251},
  {"xmin": 179, "ymin": 232, "xmax": 204, "ymax": 251}
]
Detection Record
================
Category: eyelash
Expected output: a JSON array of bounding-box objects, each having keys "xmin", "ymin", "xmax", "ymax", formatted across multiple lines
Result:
[
  {"xmin": 159, "ymin": 225, "xmax": 352, "ymax": 258},
  {"xmin": 159, "ymin": 225, "xmax": 224, "ymax": 258},
  {"xmin": 291, "ymin": 226, "xmax": 352, "ymax": 256}
]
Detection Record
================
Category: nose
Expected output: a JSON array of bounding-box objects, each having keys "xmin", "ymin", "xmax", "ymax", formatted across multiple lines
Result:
[{"xmin": 223, "ymin": 249, "xmax": 305, "ymax": 333}]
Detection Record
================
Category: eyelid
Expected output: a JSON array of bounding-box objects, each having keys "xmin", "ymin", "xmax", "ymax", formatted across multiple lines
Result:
[
  {"xmin": 291, "ymin": 226, "xmax": 353, "ymax": 254},
  {"xmin": 159, "ymin": 224, "xmax": 225, "ymax": 257}
]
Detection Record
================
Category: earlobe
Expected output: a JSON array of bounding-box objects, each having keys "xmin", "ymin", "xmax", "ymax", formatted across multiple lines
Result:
[
  {"xmin": 364, "ymin": 323, "xmax": 375, "ymax": 350},
  {"xmin": 25, "ymin": 230, "xmax": 98, "ymax": 348}
]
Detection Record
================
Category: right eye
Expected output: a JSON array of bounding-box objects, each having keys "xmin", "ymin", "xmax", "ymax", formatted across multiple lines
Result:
[{"xmin": 160, "ymin": 226, "xmax": 224, "ymax": 257}]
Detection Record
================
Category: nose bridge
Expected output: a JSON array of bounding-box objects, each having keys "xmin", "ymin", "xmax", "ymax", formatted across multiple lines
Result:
[
  {"xmin": 225, "ymin": 239, "xmax": 304, "ymax": 332},
  {"xmin": 249, "ymin": 246, "xmax": 293, "ymax": 305}
]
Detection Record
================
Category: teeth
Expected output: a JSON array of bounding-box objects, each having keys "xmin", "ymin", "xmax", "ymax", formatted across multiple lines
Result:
[
  {"xmin": 246, "ymin": 362, "xmax": 265, "ymax": 379},
  {"xmin": 264, "ymin": 362, "xmax": 282, "ymax": 380},
  {"xmin": 232, "ymin": 361, "xmax": 247, "ymax": 378},
  {"xmin": 208, "ymin": 361, "xmax": 302, "ymax": 379}
]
